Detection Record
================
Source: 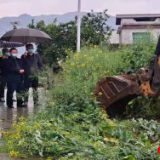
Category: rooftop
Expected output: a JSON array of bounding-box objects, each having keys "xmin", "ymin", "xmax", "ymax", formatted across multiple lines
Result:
[{"xmin": 116, "ymin": 14, "xmax": 160, "ymax": 25}]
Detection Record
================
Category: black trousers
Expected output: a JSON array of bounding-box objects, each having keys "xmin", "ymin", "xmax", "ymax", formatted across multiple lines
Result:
[
  {"xmin": 0, "ymin": 76, "xmax": 7, "ymax": 98},
  {"xmin": 7, "ymin": 80, "xmax": 24, "ymax": 107},
  {"xmin": 24, "ymin": 76, "xmax": 38, "ymax": 103}
]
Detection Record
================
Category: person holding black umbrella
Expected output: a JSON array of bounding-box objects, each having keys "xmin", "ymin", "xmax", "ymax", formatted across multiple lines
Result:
[
  {"xmin": 6, "ymin": 48, "xmax": 24, "ymax": 108},
  {"xmin": 0, "ymin": 48, "xmax": 10, "ymax": 102},
  {"xmin": 0, "ymin": 28, "xmax": 51, "ymax": 106},
  {"xmin": 21, "ymin": 44, "xmax": 43, "ymax": 106}
]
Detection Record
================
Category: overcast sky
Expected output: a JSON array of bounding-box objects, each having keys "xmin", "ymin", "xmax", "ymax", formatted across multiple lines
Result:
[{"xmin": 0, "ymin": 0, "xmax": 159, "ymax": 18}]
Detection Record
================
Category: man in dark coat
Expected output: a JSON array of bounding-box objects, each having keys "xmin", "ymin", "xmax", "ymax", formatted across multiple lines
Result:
[
  {"xmin": 6, "ymin": 48, "xmax": 24, "ymax": 108},
  {"xmin": 21, "ymin": 44, "xmax": 43, "ymax": 105},
  {"xmin": 0, "ymin": 48, "xmax": 10, "ymax": 102}
]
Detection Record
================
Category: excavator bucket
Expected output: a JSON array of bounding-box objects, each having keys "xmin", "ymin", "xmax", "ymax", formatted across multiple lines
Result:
[
  {"xmin": 95, "ymin": 37, "xmax": 160, "ymax": 117},
  {"xmin": 95, "ymin": 75, "xmax": 142, "ymax": 117}
]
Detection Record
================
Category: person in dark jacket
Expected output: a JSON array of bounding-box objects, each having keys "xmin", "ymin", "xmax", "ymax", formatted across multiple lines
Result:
[
  {"xmin": 6, "ymin": 48, "xmax": 24, "ymax": 108},
  {"xmin": 21, "ymin": 44, "xmax": 43, "ymax": 105},
  {"xmin": 0, "ymin": 48, "xmax": 10, "ymax": 102}
]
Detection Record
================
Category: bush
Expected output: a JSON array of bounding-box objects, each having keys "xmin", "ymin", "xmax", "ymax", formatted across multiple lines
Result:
[{"xmin": 120, "ymin": 44, "xmax": 155, "ymax": 73}]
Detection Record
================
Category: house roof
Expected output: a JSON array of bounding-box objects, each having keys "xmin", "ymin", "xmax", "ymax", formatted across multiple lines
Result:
[{"xmin": 116, "ymin": 14, "xmax": 160, "ymax": 25}]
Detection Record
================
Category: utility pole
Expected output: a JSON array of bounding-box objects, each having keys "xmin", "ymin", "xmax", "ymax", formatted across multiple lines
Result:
[{"xmin": 77, "ymin": 0, "xmax": 81, "ymax": 52}]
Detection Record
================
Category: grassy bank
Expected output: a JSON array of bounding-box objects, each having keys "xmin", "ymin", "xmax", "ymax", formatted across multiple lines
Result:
[{"xmin": 2, "ymin": 45, "xmax": 160, "ymax": 160}]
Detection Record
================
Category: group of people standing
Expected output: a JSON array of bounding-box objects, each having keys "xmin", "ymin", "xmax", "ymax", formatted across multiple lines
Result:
[{"xmin": 0, "ymin": 44, "xmax": 43, "ymax": 108}]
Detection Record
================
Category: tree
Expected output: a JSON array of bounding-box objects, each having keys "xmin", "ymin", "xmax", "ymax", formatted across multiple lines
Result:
[
  {"xmin": 14, "ymin": 26, "xmax": 17, "ymax": 29},
  {"xmin": 28, "ymin": 19, "xmax": 35, "ymax": 29},
  {"xmin": 28, "ymin": 9, "xmax": 112, "ymax": 65},
  {"xmin": 80, "ymin": 9, "xmax": 112, "ymax": 46}
]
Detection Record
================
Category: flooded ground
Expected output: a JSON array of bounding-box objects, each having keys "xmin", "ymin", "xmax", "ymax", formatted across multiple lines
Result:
[
  {"xmin": 0, "ymin": 88, "xmax": 45, "ymax": 131},
  {"xmin": 0, "ymin": 88, "xmax": 46, "ymax": 160}
]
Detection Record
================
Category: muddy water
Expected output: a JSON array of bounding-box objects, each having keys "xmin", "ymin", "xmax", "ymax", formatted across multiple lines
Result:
[
  {"xmin": 0, "ymin": 88, "xmax": 45, "ymax": 131},
  {"xmin": 0, "ymin": 88, "xmax": 46, "ymax": 160}
]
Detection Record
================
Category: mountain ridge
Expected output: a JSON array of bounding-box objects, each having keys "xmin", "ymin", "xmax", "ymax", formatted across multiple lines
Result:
[{"xmin": 0, "ymin": 12, "xmax": 117, "ymax": 36}]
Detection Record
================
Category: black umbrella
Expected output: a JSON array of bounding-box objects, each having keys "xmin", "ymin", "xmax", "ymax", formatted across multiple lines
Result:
[
  {"xmin": 1, "ymin": 28, "xmax": 52, "ymax": 44},
  {"xmin": 0, "ymin": 40, "xmax": 24, "ymax": 48}
]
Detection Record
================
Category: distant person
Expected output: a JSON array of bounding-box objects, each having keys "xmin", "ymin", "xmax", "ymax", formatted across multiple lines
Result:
[
  {"xmin": 0, "ymin": 48, "xmax": 10, "ymax": 102},
  {"xmin": 21, "ymin": 44, "xmax": 43, "ymax": 106},
  {"xmin": 6, "ymin": 48, "xmax": 24, "ymax": 108}
]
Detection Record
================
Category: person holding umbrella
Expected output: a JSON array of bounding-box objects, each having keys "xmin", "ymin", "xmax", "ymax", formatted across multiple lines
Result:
[
  {"xmin": 0, "ymin": 28, "xmax": 52, "ymax": 106},
  {"xmin": 0, "ymin": 48, "xmax": 10, "ymax": 102},
  {"xmin": 5, "ymin": 48, "xmax": 24, "ymax": 108},
  {"xmin": 21, "ymin": 44, "xmax": 43, "ymax": 106}
]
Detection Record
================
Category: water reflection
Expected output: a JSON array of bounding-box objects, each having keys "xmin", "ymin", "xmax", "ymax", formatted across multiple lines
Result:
[{"xmin": 0, "ymin": 88, "xmax": 45, "ymax": 131}]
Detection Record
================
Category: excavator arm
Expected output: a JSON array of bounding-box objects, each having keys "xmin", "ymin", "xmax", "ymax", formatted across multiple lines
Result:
[{"xmin": 95, "ymin": 38, "xmax": 160, "ymax": 117}]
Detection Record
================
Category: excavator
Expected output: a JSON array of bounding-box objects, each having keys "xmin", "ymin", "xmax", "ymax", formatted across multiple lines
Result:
[{"xmin": 95, "ymin": 37, "xmax": 160, "ymax": 117}]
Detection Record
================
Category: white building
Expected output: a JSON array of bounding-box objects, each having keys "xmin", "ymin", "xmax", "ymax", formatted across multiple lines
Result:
[
  {"xmin": 109, "ymin": 30, "xmax": 119, "ymax": 44},
  {"xmin": 116, "ymin": 14, "xmax": 160, "ymax": 44}
]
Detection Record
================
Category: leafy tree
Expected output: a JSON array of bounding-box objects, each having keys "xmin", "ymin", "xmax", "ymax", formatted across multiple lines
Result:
[
  {"xmin": 13, "ymin": 26, "xmax": 17, "ymax": 29},
  {"xmin": 80, "ymin": 9, "xmax": 112, "ymax": 46},
  {"xmin": 28, "ymin": 10, "xmax": 112, "ymax": 65},
  {"xmin": 28, "ymin": 19, "xmax": 35, "ymax": 29},
  {"xmin": 31, "ymin": 20, "xmax": 76, "ymax": 65}
]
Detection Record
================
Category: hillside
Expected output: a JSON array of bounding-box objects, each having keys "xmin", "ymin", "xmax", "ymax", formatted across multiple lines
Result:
[{"xmin": 0, "ymin": 12, "xmax": 117, "ymax": 36}]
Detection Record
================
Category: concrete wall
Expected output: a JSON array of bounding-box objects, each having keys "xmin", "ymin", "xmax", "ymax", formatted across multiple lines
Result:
[
  {"xmin": 109, "ymin": 31, "xmax": 119, "ymax": 44},
  {"xmin": 121, "ymin": 18, "xmax": 160, "ymax": 26},
  {"xmin": 120, "ymin": 28, "xmax": 160, "ymax": 44}
]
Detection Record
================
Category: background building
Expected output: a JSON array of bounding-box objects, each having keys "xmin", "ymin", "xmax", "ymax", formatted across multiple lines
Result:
[{"xmin": 115, "ymin": 14, "xmax": 160, "ymax": 44}]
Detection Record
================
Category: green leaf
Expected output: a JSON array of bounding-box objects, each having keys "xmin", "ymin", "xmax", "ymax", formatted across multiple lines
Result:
[{"xmin": 122, "ymin": 155, "xmax": 136, "ymax": 160}]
